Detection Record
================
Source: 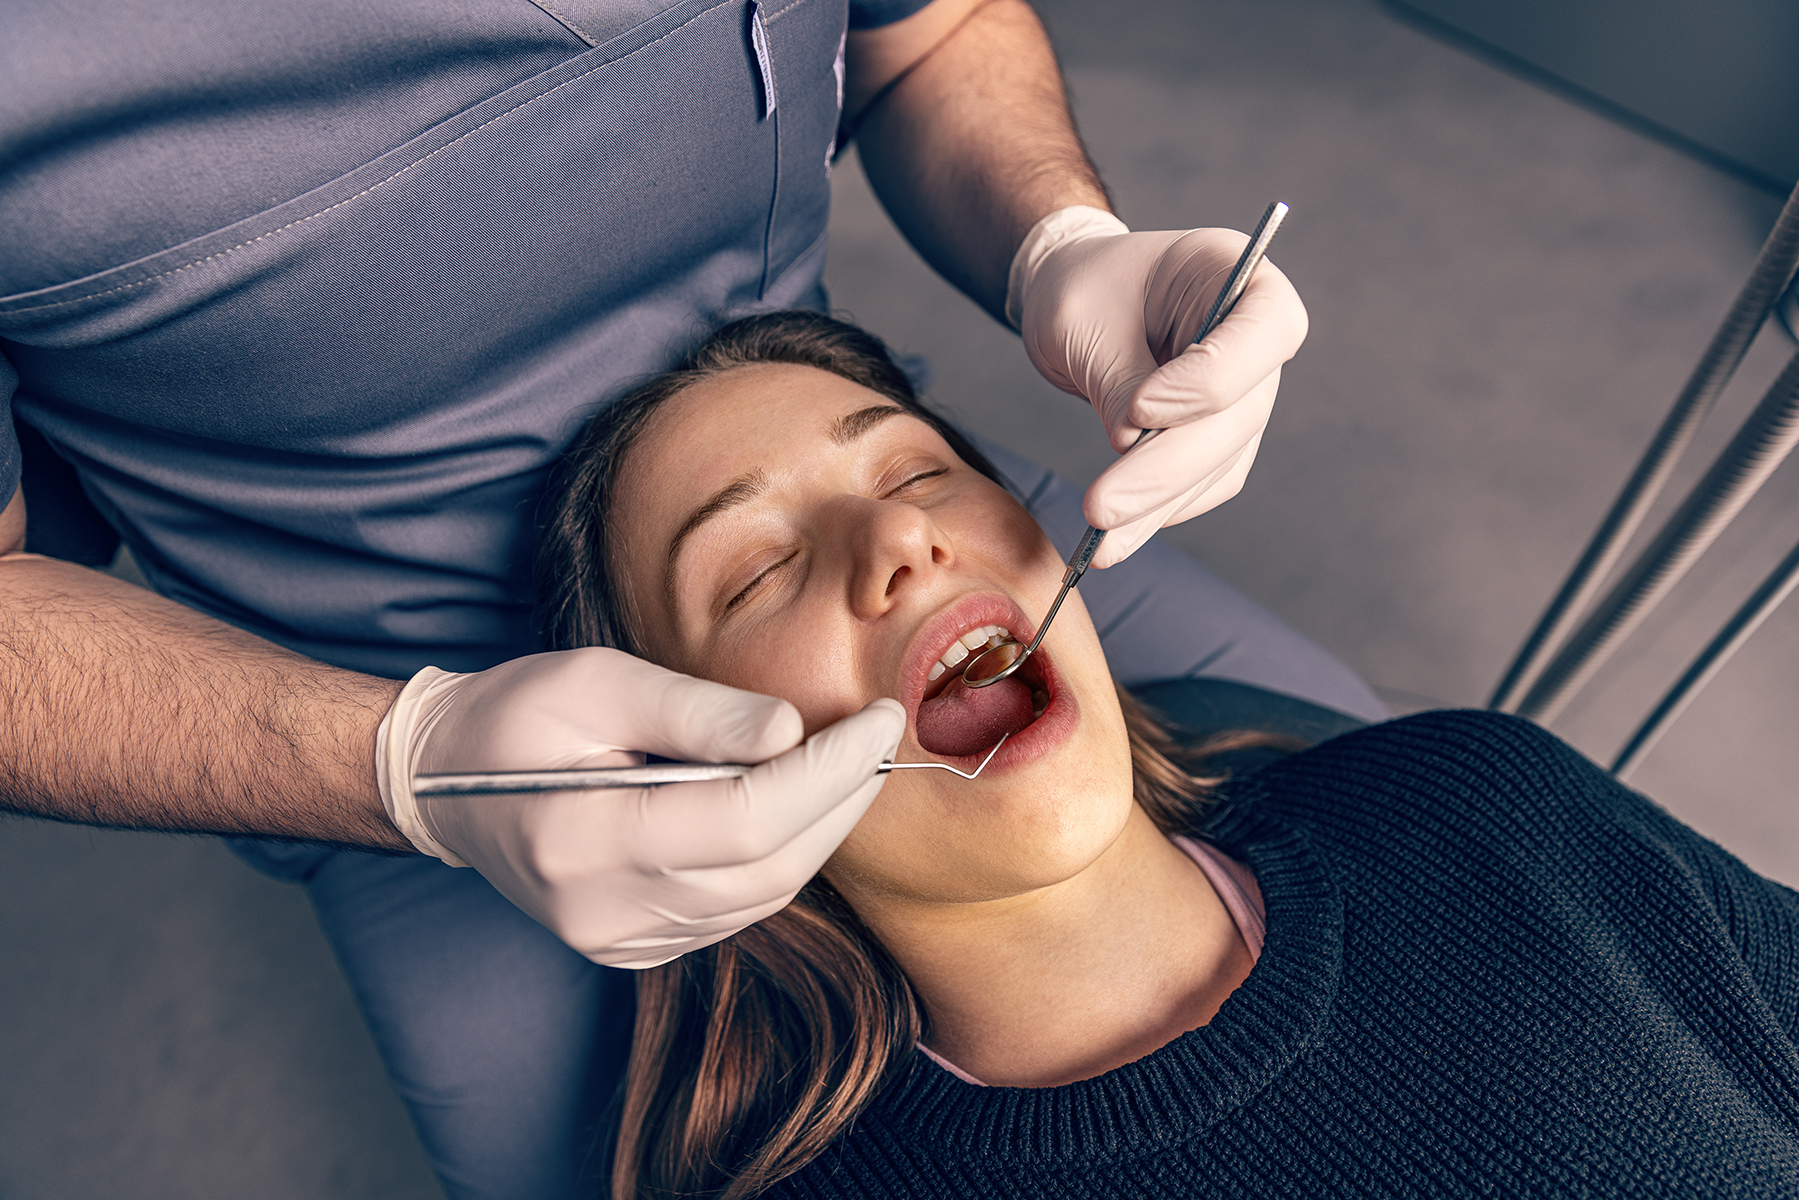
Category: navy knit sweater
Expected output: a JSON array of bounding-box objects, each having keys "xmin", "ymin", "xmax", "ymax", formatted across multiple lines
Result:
[{"xmin": 768, "ymin": 711, "xmax": 1799, "ymax": 1197}]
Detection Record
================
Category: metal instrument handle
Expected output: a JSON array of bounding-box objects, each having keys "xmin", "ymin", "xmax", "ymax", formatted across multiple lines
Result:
[
  {"xmin": 414, "ymin": 736, "xmax": 1010, "ymax": 795},
  {"xmin": 1133, "ymin": 199, "xmax": 1289, "ymax": 453}
]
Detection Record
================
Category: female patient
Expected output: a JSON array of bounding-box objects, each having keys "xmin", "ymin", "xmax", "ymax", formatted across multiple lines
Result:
[{"xmin": 536, "ymin": 312, "xmax": 1799, "ymax": 1199}]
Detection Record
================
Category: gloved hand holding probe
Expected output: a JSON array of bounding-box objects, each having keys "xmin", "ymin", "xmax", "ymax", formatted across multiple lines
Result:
[
  {"xmin": 1008, "ymin": 205, "xmax": 1308, "ymax": 568},
  {"xmin": 374, "ymin": 648, "xmax": 905, "ymax": 968}
]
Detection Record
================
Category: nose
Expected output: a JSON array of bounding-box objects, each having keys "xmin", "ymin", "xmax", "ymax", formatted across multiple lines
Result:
[{"xmin": 840, "ymin": 496, "xmax": 953, "ymax": 621}]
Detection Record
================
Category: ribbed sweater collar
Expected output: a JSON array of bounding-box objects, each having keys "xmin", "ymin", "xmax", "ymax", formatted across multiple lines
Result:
[{"xmin": 862, "ymin": 802, "xmax": 1342, "ymax": 1168}]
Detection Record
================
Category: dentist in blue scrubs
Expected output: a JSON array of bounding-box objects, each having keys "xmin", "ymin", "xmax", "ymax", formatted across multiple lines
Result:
[{"xmin": 0, "ymin": 0, "xmax": 1383, "ymax": 1195}]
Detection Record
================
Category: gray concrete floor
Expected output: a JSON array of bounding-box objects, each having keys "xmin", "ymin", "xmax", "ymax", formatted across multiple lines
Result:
[{"xmin": 3, "ymin": 0, "xmax": 1794, "ymax": 1195}]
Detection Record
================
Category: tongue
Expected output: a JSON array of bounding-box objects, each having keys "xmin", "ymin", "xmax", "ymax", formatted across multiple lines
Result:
[{"xmin": 915, "ymin": 674, "xmax": 1037, "ymax": 758}]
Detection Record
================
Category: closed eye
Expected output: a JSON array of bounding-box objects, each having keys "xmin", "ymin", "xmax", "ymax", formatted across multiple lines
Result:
[
  {"xmin": 887, "ymin": 467, "xmax": 949, "ymax": 496},
  {"xmin": 723, "ymin": 469, "xmax": 945, "ymax": 612},
  {"xmin": 725, "ymin": 550, "xmax": 797, "ymax": 611}
]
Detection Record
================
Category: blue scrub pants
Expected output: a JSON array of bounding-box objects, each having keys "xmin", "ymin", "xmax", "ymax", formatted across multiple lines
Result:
[{"xmin": 243, "ymin": 448, "xmax": 1385, "ymax": 1200}]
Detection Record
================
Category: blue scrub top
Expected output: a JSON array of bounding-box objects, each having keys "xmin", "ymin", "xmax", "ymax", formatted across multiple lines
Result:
[{"xmin": 1, "ymin": 0, "xmax": 929, "ymax": 677}]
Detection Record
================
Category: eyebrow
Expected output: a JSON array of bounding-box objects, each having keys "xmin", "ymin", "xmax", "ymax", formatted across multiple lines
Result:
[
  {"xmin": 665, "ymin": 470, "xmax": 768, "ymax": 606},
  {"xmin": 830, "ymin": 403, "xmax": 906, "ymax": 446}
]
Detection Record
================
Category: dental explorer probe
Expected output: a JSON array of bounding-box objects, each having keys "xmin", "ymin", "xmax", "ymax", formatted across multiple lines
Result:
[
  {"xmin": 413, "ymin": 734, "xmax": 1010, "ymax": 796},
  {"xmin": 961, "ymin": 201, "xmax": 1290, "ymax": 690}
]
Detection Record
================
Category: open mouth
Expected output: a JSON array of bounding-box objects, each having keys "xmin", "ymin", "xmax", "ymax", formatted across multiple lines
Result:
[{"xmin": 914, "ymin": 621, "xmax": 1053, "ymax": 759}]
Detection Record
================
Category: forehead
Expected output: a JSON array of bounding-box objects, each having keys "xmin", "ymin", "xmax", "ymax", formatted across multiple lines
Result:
[
  {"xmin": 612, "ymin": 361, "xmax": 931, "ymax": 555},
  {"xmin": 660, "ymin": 359, "xmax": 890, "ymax": 435},
  {"xmin": 624, "ymin": 362, "xmax": 906, "ymax": 499}
]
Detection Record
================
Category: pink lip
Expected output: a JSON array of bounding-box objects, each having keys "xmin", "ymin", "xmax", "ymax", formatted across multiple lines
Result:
[
  {"xmin": 895, "ymin": 592, "xmax": 1080, "ymax": 776},
  {"xmin": 897, "ymin": 593, "xmax": 1032, "ymax": 720}
]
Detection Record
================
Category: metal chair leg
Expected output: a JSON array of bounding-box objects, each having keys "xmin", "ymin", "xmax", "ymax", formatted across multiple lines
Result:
[
  {"xmin": 1490, "ymin": 181, "xmax": 1799, "ymax": 714},
  {"xmin": 1611, "ymin": 533, "xmax": 1799, "ymax": 779}
]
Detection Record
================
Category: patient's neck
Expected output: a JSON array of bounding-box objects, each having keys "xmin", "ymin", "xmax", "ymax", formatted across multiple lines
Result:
[{"xmin": 840, "ymin": 804, "xmax": 1253, "ymax": 1088}]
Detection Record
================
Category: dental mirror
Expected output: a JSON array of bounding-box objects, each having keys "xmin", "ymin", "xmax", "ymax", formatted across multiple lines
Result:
[
  {"xmin": 962, "ymin": 526, "xmax": 1105, "ymax": 688},
  {"xmin": 414, "ymin": 734, "xmax": 1010, "ymax": 796},
  {"xmin": 963, "ymin": 200, "xmax": 1289, "ymax": 692}
]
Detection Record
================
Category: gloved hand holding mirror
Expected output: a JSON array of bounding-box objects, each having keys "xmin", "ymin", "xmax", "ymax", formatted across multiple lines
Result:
[{"xmin": 1009, "ymin": 201, "xmax": 1306, "ymax": 568}]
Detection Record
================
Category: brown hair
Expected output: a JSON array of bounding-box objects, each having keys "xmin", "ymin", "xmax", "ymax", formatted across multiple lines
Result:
[{"xmin": 534, "ymin": 311, "xmax": 1273, "ymax": 1200}]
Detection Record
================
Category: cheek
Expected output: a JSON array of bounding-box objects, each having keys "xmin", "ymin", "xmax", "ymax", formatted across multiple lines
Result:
[
  {"xmin": 929, "ymin": 479, "xmax": 1063, "ymax": 588},
  {"xmin": 699, "ymin": 606, "xmax": 875, "ymax": 737}
]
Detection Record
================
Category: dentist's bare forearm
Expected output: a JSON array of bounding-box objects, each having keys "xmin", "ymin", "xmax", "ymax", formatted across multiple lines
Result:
[
  {"xmin": 0, "ymin": 546, "xmax": 410, "ymax": 851},
  {"xmin": 848, "ymin": 0, "xmax": 1109, "ymax": 322}
]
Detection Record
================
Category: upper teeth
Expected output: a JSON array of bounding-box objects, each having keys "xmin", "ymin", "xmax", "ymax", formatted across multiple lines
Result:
[{"xmin": 927, "ymin": 625, "xmax": 1012, "ymax": 681}]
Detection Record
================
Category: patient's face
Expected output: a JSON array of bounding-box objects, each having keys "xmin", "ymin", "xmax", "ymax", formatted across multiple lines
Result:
[{"xmin": 610, "ymin": 363, "xmax": 1135, "ymax": 905}]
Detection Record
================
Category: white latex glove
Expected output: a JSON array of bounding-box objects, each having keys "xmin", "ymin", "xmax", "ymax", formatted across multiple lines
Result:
[
  {"xmin": 1007, "ymin": 205, "xmax": 1307, "ymax": 567},
  {"xmin": 374, "ymin": 647, "xmax": 905, "ymax": 968}
]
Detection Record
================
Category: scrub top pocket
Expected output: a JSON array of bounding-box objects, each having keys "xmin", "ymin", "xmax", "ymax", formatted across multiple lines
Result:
[{"xmin": 754, "ymin": 0, "xmax": 849, "ymax": 295}]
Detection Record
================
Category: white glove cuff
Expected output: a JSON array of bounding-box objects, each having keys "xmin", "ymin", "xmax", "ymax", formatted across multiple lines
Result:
[
  {"xmin": 1004, "ymin": 204, "xmax": 1130, "ymax": 331},
  {"xmin": 376, "ymin": 666, "xmax": 470, "ymax": 868}
]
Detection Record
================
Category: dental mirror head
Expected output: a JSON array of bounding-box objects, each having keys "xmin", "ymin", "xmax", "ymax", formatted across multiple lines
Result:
[
  {"xmin": 962, "ymin": 638, "xmax": 1027, "ymax": 687},
  {"xmin": 962, "ymin": 525, "xmax": 1108, "ymax": 689}
]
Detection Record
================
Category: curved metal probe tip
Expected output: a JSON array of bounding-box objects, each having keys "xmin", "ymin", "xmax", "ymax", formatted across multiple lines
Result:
[
  {"xmin": 413, "ymin": 734, "xmax": 1010, "ymax": 795},
  {"xmin": 879, "ymin": 733, "xmax": 1009, "ymax": 779}
]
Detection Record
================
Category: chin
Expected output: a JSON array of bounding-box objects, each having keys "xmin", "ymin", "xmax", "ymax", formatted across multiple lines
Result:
[
  {"xmin": 842, "ymin": 644, "xmax": 1136, "ymax": 906},
  {"xmin": 849, "ymin": 768, "xmax": 1134, "ymax": 906}
]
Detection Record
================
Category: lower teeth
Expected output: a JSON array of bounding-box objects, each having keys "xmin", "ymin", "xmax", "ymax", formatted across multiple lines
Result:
[{"xmin": 1032, "ymin": 688, "xmax": 1049, "ymax": 718}]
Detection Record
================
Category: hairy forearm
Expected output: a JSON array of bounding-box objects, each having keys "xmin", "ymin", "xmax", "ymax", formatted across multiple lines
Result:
[
  {"xmin": 0, "ymin": 554, "xmax": 410, "ymax": 851},
  {"xmin": 848, "ymin": 0, "xmax": 1109, "ymax": 322}
]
